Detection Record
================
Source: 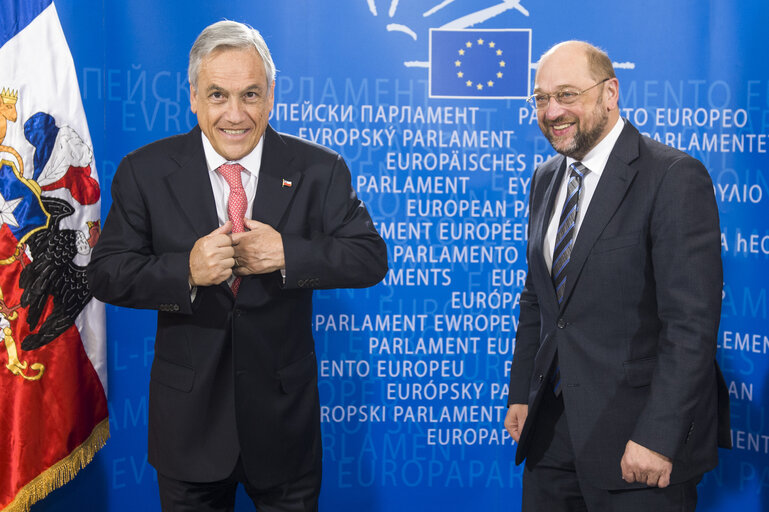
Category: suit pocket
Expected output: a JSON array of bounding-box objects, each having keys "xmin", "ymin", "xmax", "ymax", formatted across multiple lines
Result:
[
  {"xmin": 623, "ymin": 356, "xmax": 657, "ymax": 387},
  {"xmin": 151, "ymin": 356, "xmax": 195, "ymax": 392},
  {"xmin": 593, "ymin": 232, "xmax": 640, "ymax": 254},
  {"xmin": 278, "ymin": 351, "xmax": 317, "ymax": 394}
]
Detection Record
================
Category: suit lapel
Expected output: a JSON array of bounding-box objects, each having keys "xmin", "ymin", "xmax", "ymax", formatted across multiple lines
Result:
[
  {"xmin": 237, "ymin": 126, "xmax": 302, "ymax": 305},
  {"xmin": 531, "ymin": 157, "xmax": 567, "ymax": 309},
  {"xmin": 164, "ymin": 126, "xmax": 219, "ymax": 239},
  {"xmin": 559, "ymin": 122, "xmax": 641, "ymax": 308},
  {"xmin": 251, "ymin": 126, "xmax": 302, "ymax": 229},
  {"xmin": 162, "ymin": 125, "xmax": 302, "ymax": 238}
]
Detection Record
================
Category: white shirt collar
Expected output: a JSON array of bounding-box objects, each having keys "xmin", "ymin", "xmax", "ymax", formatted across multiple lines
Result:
[
  {"xmin": 200, "ymin": 131, "xmax": 264, "ymax": 177},
  {"xmin": 566, "ymin": 116, "xmax": 625, "ymax": 177}
]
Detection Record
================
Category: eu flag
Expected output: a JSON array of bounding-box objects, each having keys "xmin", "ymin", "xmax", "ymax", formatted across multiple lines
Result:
[{"xmin": 429, "ymin": 29, "xmax": 531, "ymax": 99}]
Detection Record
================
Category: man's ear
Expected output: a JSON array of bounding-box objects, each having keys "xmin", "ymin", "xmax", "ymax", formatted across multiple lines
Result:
[
  {"xmin": 190, "ymin": 84, "xmax": 198, "ymax": 114},
  {"xmin": 604, "ymin": 77, "xmax": 619, "ymax": 111}
]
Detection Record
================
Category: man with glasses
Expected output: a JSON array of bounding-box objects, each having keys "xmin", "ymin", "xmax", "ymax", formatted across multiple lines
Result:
[{"xmin": 504, "ymin": 40, "xmax": 730, "ymax": 511}]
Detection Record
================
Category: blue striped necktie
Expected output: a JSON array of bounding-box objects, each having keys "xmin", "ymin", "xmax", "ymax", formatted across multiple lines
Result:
[{"xmin": 551, "ymin": 161, "xmax": 588, "ymax": 395}]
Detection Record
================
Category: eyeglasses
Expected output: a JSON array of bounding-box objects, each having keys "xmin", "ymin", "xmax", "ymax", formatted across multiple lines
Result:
[{"xmin": 526, "ymin": 78, "xmax": 611, "ymax": 109}]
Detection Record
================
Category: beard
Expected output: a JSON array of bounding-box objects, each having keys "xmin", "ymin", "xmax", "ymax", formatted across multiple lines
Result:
[{"xmin": 541, "ymin": 99, "xmax": 609, "ymax": 160}]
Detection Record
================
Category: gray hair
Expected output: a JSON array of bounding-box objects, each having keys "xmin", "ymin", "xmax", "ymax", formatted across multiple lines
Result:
[{"xmin": 188, "ymin": 20, "xmax": 276, "ymax": 89}]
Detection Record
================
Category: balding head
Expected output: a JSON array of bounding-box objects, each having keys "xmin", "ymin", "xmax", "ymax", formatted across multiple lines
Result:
[{"xmin": 538, "ymin": 41, "xmax": 615, "ymax": 83}]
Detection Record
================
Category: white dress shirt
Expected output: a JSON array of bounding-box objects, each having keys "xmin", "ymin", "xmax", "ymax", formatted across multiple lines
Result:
[
  {"xmin": 201, "ymin": 132, "xmax": 263, "ymax": 224},
  {"xmin": 543, "ymin": 117, "xmax": 625, "ymax": 273}
]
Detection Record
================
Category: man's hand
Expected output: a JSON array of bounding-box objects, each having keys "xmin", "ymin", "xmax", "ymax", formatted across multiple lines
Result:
[
  {"xmin": 231, "ymin": 219, "xmax": 285, "ymax": 275},
  {"xmin": 504, "ymin": 404, "xmax": 528, "ymax": 442},
  {"xmin": 189, "ymin": 222, "xmax": 235, "ymax": 287},
  {"xmin": 620, "ymin": 440, "xmax": 673, "ymax": 488}
]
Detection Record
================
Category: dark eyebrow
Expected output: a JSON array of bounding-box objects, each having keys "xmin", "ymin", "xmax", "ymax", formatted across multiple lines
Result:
[
  {"xmin": 533, "ymin": 84, "xmax": 579, "ymax": 93},
  {"xmin": 205, "ymin": 85, "xmax": 225, "ymax": 94},
  {"xmin": 205, "ymin": 83, "xmax": 265, "ymax": 95},
  {"xmin": 243, "ymin": 83, "xmax": 266, "ymax": 94}
]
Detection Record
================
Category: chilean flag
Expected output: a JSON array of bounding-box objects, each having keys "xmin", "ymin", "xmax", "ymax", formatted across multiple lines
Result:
[{"xmin": 0, "ymin": 2, "xmax": 108, "ymax": 511}]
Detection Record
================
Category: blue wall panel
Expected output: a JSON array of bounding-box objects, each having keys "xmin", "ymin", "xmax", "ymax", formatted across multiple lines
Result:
[{"xmin": 34, "ymin": 1, "xmax": 769, "ymax": 510}]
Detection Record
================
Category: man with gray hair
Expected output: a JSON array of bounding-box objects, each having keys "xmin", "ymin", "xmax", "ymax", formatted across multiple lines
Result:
[{"xmin": 88, "ymin": 20, "xmax": 387, "ymax": 511}]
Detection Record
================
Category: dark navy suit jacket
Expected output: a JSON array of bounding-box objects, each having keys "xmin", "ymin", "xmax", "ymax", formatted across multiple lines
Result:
[
  {"xmin": 508, "ymin": 121, "xmax": 730, "ymax": 489},
  {"xmin": 88, "ymin": 125, "xmax": 387, "ymax": 486}
]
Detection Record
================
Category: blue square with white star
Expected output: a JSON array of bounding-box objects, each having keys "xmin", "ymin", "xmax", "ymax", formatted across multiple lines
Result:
[{"xmin": 429, "ymin": 29, "xmax": 531, "ymax": 99}]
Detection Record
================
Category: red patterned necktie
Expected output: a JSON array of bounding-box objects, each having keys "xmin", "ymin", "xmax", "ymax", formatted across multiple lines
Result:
[{"xmin": 217, "ymin": 163, "xmax": 247, "ymax": 295}]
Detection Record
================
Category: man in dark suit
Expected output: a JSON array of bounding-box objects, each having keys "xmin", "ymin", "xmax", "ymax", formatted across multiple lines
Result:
[
  {"xmin": 88, "ymin": 20, "xmax": 387, "ymax": 511},
  {"xmin": 503, "ymin": 41, "xmax": 730, "ymax": 511}
]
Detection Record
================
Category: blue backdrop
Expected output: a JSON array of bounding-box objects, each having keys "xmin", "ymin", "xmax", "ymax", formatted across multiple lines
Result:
[{"xmin": 32, "ymin": 1, "xmax": 769, "ymax": 510}]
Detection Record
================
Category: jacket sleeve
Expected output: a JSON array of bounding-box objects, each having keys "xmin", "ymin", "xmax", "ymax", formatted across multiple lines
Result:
[
  {"xmin": 629, "ymin": 155, "xmax": 722, "ymax": 458},
  {"xmin": 507, "ymin": 167, "xmax": 542, "ymax": 405},
  {"xmin": 87, "ymin": 154, "xmax": 194, "ymax": 314},
  {"xmin": 281, "ymin": 154, "xmax": 388, "ymax": 290}
]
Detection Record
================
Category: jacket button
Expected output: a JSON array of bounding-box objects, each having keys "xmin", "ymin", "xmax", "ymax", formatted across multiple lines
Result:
[
  {"xmin": 538, "ymin": 374, "xmax": 544, "ymax": 382},
  {"xmin": 557, "ymin": 318, "xmax": 566, "ymax": 328}
]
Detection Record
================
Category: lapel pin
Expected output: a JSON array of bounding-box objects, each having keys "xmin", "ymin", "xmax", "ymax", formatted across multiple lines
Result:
[{"xmin": 282, "ymin": 179, "xmax": 293, "ymax": 188}]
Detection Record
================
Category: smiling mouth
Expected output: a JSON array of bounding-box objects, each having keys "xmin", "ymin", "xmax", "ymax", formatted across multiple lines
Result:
[
  {"xmin": 221, "ymin": 128, "xmax": 247, "ymax": 135},
  {"xmin": 548, "ymin": 119, "xmax": 576, "ymax": 136}
]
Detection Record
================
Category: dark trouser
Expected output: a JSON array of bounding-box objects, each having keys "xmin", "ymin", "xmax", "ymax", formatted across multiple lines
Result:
[
  {"xmin": 522, "ymin": 387, "xmax": 700, "ymax": 512},
  {"xmin": 157, "ymin": 457, "xmax": 321, "ymax": 512}
]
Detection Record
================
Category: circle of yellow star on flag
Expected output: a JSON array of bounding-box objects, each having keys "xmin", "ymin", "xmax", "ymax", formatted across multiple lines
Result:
[{"xmin": 453, "ymin": 37, "xmax": 505, "ymax": 91}]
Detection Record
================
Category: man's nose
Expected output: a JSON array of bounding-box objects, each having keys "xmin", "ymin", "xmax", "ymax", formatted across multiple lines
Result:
[
  {"xmin": 223, "ymin": 98, "xmax": 247, "ymax": 121},
  {"xmin": 542, "ymin": 97, "xmax": 567, "ymax": 120}
]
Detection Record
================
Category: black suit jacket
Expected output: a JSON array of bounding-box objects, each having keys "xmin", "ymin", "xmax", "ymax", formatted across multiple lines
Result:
[
  {"xmin": 88, "ymin": 125, "xmax": 387, "ymax": 486},
  {"xmin": 508, "ymin": 121, "xmax": 730, "ymax": 489}
]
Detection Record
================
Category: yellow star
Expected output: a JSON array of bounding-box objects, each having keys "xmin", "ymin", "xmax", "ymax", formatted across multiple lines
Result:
[
  {"xmin": 458, "ymin": 49, "xmax": 465, "ymax": 55},
  {"xmin": 477, "ymin": 83, "xmax": 483, "ymax": 90},
  {"xmin": 466, "ymin": 80, "xmax": 473, "ymax": 87},
  {"xmin": 487, "ymin": 81, "xmax": 494, "ymax": 87},
  {"xmin": 466, "ymin": 41, "xmax": 472, "ymax": 48},
  {"xmin": 497, "ymin": 71, "xmax": 503, "ymax": 78},
  {"xmin": 499, "ymin": 60, "xmax": 506, "ymax": 67},
  {"xmin": 489, "ymin": 42, "xmax": 496, "ymax": 48},
  {"xmin": 477, "ymin": 38, "xmax": 484, "ymax": 45},
  {"xmin": 496, "ymin": 49, "xmax": 503, "ymax": 56},
  {"xmin": 455, "ymin": 60, "xmax": 461, "ymax": 67},
  {"xmin": 457, "ymin": 71, "xmax": 464, "ymax": 78}
]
